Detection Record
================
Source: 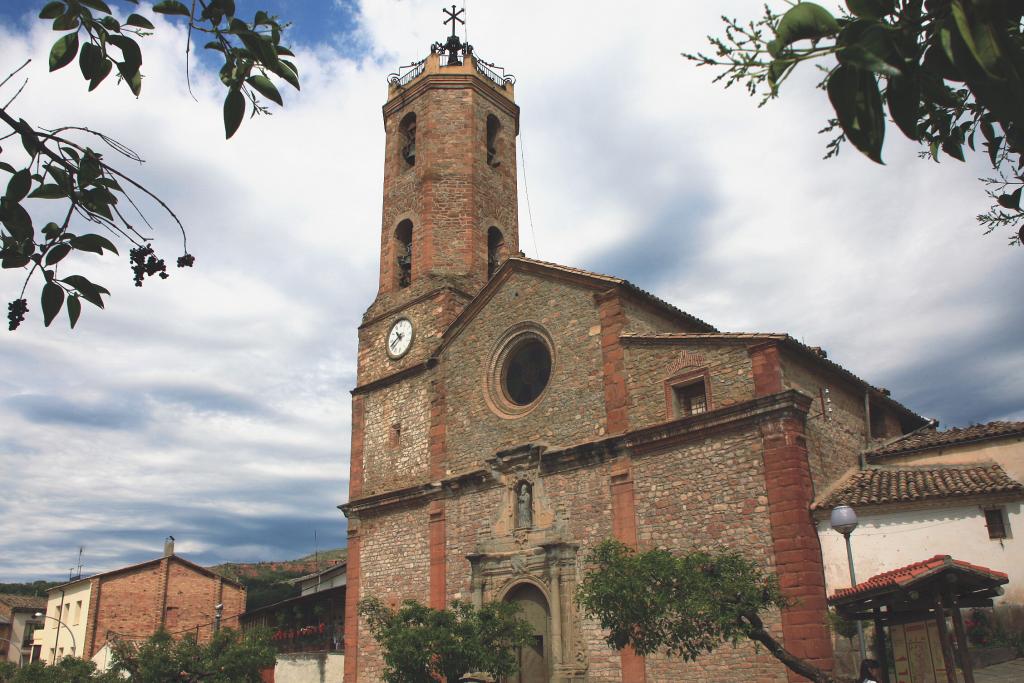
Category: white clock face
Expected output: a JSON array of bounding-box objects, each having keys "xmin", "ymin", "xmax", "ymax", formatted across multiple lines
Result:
[{"xmin": 386, "ymin": 318, "xmax": 414, "ymax": 358}]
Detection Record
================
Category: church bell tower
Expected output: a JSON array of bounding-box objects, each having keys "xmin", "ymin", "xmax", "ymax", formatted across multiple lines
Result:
[{"xmin": 358, "ymin": 12, "xmax": 520, "ymax": 387}]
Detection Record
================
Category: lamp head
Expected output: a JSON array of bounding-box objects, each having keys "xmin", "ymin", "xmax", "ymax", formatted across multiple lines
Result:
[{"xmin": 830, "ymin": 504, "xmax": 859, "ymax": 535}]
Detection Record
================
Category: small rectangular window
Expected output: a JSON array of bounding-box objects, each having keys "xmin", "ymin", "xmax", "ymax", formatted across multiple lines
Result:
[
  {"xmin": 985, "ymin": 508, "xmax": 1008, "ymax": 539},
  {"xmin": 674, "ymin": 381, "xmax": 707, "ymax": 417},
  {"xmin": 74, "ymin": 600, "xmax": 82, "ymax": 625}
]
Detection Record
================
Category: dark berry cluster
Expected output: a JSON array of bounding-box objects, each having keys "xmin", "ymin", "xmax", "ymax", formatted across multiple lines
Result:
[
  {"xmin": 177, "ymin": 253, "xmax": 195, "ymax": 268},
  {"xmin": 8, "ymin": 298, "xmax": 28, "ymax": 331},
  {"xmin": 130, "ymin": 245, "xmax": 168, "ymax": 286}
]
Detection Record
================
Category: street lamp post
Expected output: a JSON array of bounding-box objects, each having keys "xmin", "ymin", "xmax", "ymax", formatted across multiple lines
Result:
[
  {"xmin": 830, "ymin": 505, "xmax": 867, "ymax": 662},
  {"xmin": 34, "ymin": 612, "xmax": 76, "ymax": 664}
]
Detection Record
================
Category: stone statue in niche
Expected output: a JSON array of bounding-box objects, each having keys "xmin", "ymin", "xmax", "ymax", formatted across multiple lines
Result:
[{"xmin": 516, "ymin": 481, "xmax": 533, "ymax": 529}]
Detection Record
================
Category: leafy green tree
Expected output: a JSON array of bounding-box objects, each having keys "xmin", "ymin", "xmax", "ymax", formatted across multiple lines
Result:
[
  {"xmin": 2, "ymin": 0, "xmax": 300, "ymax": 330},
  {"xmin": 359, "ymin": 597, "xmax": 534, "ymax": 683},
  {"xmin": 0, "ymin": 656, "xmax": 120, "ymax": 682},
  {"xmin": 108, "ymin": 627, "xmax": 275, "ymax": 682},
  {"xmin": 576, "ymin": 539, "xmax": 841, "ymax": 683},
  {"xmin": 684, "ymin": 1, "xmax": 1024, "ymax": 245}
]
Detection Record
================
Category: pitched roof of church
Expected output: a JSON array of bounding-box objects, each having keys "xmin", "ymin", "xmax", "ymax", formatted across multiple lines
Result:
[
  {"xmin": 508, "ymin": 257, "xmax": 719, "ymax": 331},
  {"xmin": 811, "ymin": 463, "xmax": 1024, "ymax": 511},
  {"xmin": 866, "ymin": 421, "xmax": 1024, "ymax": 460}
]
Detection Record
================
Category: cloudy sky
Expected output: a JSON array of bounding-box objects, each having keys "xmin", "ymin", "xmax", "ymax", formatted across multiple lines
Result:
[{"xmin": 1, "ymin": 1, "xmax": 1021, "ymax": 583}]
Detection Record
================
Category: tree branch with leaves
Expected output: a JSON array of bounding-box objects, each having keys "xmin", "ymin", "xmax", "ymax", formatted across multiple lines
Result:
[
  {"xmin": 576, "ymin": 540, "xmax": 845, "ymax": 683},
  {"xmin": 684, "ymin": 0, "xmax": 1024, "ymax": 246},
  {"xmin": 1, "ymin": 0, "xmax": 300, "ymax": 331}
]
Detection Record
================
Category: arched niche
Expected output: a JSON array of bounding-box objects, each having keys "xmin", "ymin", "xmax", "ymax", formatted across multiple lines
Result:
[
  {"xmin": 395, "ymin": 219, "xmax": 413, "ymax": 288},
  {"xmin": 487, "ymin": 226, "xmax": 506, "ymax": 279},
  {"xmin": 399, "ymin": 112, "xmax": 416, "ymax": 166}
]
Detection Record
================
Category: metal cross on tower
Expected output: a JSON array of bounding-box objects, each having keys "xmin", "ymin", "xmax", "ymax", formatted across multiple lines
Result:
[
  {"xmin": 441, "ymin": 4, "xmax": 466, "ymax": 65},
  {"xmin": 443, "ymin": 4, "xmax": 464, "ymax": 37}
]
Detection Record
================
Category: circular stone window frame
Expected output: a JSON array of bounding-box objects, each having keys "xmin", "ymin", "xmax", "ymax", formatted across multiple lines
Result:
[{"xmin": 486, "ymin": 322, "xmax": 556, "ymax": 419}]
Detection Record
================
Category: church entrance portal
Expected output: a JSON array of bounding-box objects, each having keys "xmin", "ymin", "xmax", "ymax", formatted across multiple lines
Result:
[{"xmin": 505, "ymin": 582, "xmax": 550, "ymax": 683}]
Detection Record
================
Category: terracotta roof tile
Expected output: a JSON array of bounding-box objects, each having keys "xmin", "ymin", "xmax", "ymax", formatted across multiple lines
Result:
[
  {"xmin": 812, "ymin": 464, "xmax": 1024, "ymax": 510},
  {"xmin": 0, "ymin": 594, "xmax": 47, "ymax": 610},
  {"xmin": 830, "ymin": 555, "xmax": 1008, "ymax": 601},
  {"xmin": 868, "ymin": 421, "xmax": 1024, "ymax": 459}
]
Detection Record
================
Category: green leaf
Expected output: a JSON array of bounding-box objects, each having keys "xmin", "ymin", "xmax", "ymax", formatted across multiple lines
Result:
[
  {"xmin": 827, "ymin": 64, "xmax": 885, "ymax": 163},
  {"xmin": 28, "ymin": 184, "xmax": 68, "ymax": 199},
  {"xmin": 67, "ymin": 294, "xmax": 81, "ymax": 328},
  {"xmin": 109, "ymin": 35, "xmax": 142, "ymax": 72},
  {"xmin": 152, "ymin": 1, "xmax": 190, "ymax": 16},
  {"xmin": 49, "ymin": 32, "xmax": 80, "ymax": 72},
  {"xmin": 116, "ymin": 60, "xmax": 143, "ymax": 96},
  {"xmin": 886, "ymin": 74, "xmax": 919, "ymax": 140},
  {"xmin": 941, "ymin": 136, "xmax": 965, "ymax": 162},
  {"xmin": 41, "ymin": 282, "xmax": 64, "ymax": 326},
  {"xmin": 16, "ymin": 120, "xmax": 41, "ymax": 157},
  {"xmin": 223, "ymin": 87, "xmax": 245, "ymax": 139},
  {"xmin": 846, "ymin": 0, "xmax": 894, "ymax": 20},
  {"xmin": 61, "ymin": 274, "xmax": 108, "ymax": 308},
  {"xmin": 70, "ymin": 233, "xmax": 119, "ymax": 255},
  {"xmin": 767, "ymin": 59, "xmax": 794, "ymax": 95},
  {"xmin": 52, "ymin": 13, "xmax": 79, "ymax": 31},
  {"xmin": 100, "ymin": 15, "xmax": 121, "ymax": 32},
  {"xmin": 950, "ymin": 0, "xmax": 1002, "ymax": 77},
  {"xmin": 6, "ymin": 169, "xmax": 32, "ymax": 202},
  {"xmin": 246, "ymin": 74, "xmax": 282, "ymax": 105},
  {"xmin": 997, "ymin": 187, "xmax": 1022, "ymax": 211},
  {"xmin": 1, "ymin": 199, "xmax": 33, "ymax": 242},
  {"xmin": 267, "ymin": 59, "xmax": 300, "ymax": 91},
  {"xmin": 79, "ymin": 0, "xmax": 113, "ymax": 13},
  {"xmin": 89, "ymin": 58, "xmax": 113, "ymax": 91},
  {"xmin": 0, "ymin": 161, "xmax": 15, "ymax": 174},
  {"xmin": 79, "ymin": 41, "xmax": 103, "ymax": 80},
  {"xmin": 837, "ymin": 21, "xmax": 902, "ymax": 76},
  {"xmin": 45, "ymin": 243, "xmax": 72, "ymax": 265},
  {"xmin": 38, "ymin": 1, "xmax": 65, "ymax": 19},
  {"xmin": 125, "ymin": 13, "xmax": 155, "ymax": 29},
  {"xmin": 767, "ymin": 3, "xmax": 840, "ymax": 58},
  {"xmin": 42, "ymin": 222, "xmax": 62, "ymax": 239}
]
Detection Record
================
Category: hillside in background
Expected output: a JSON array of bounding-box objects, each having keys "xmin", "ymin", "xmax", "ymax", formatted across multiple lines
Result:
[
  {"xmin": 0, "ymin": 580, "xmax": 61, "ymax": 597},
  {"xmin": 211, "ymin": 548, "xmax": 347, "ymax": 610}
]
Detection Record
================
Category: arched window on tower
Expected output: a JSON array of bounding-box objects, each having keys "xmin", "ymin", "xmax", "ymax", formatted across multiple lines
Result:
[
  {"xmin": 395, "ymin": 220, "xmax": 413, "ymax": 288},
  {"xmin": 487, "ymin": 226, "xmax": 505, "ymax": 279},
  {"xmin": 399, "ymin": 112, "xmax": 416, "ymax": 167},
  {"xmin": 486, "ymin": 114, "xmax": 500, "ymax": 167}
]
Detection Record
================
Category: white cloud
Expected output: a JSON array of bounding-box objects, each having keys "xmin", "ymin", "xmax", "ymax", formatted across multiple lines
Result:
[{"xmin": 1, "ymin": 1, "xmax": 1021, "ymax": 581}]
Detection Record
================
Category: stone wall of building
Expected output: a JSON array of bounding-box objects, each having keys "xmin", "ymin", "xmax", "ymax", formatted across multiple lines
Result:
[
  {"xmin": 623, "ymin": 339, "xmax": 756, "ymax": 429},
  {"xmin": 443, "ymin": 271, "xmax": 609, "ymax": 474},
  {"xmin": 631, "ymin": 427, "xmax": 790, "ymax": 682},
  {"xmin": 360, "ymin": 373, "xmax": 434, "ymax": 496},
  {"xmin": 355, "ymin": 503, "xmax": 431, "ymax": 682},
  {"xmin": 779, "ymin": 349, "xmax": 871, "ymax": 495}
]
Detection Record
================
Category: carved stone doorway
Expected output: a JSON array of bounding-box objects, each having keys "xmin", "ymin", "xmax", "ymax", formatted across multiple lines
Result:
[{"xmin": 505, "ymin": 582, "xmax": 550, "ymax": 683}]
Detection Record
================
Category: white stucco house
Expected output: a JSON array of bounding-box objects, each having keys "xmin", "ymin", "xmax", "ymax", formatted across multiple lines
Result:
[{"xmin": 812, "ymin": 421, "xmax": 1024, "ymax": 605}]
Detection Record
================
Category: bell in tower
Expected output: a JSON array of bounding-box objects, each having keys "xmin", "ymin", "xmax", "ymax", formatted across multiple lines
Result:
[{"xmin": 372, "ymin": 12, "xmax": 520, "ymax": 311}]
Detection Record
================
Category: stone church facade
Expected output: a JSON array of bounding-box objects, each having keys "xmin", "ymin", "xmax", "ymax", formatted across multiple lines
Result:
[{"xmin": 342, "ymin": 35, "xmax": 927, "ymax": 683}]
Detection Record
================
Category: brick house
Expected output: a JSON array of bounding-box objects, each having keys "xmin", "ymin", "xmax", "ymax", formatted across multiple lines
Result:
[
  {"xmin": 341, "ymin": 29, "xmax": 930, "ymax": 683},
  {"xmin": 0, "ymin": 594, "xmax": 45, "ymax": 666},
  {"xmin": 33, "ymin": 538, "xmax": 245, "ymax": 666}
]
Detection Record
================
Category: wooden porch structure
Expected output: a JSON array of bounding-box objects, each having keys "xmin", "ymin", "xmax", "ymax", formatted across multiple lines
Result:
[{"xmin": 829, "ymin": 555, "xmax": 1008, "ymax": 683}]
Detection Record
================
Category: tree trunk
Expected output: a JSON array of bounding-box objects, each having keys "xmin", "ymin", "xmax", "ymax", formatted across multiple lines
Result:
[{"xmin": 743, "ymin": 612, "xmax": 846, "ymax": 683}]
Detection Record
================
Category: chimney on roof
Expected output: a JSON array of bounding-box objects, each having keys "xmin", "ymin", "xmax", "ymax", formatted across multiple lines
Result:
[{"xmin": 164, "ymin": 536, "xmax": 175, "ymax": 557}]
